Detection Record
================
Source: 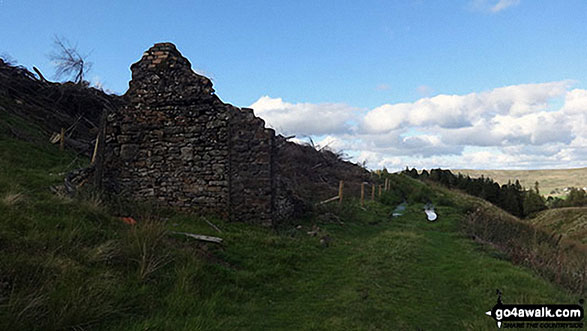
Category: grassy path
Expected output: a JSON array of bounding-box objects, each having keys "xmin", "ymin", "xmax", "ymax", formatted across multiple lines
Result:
[{"xmin": 207, "ymin": 203, "xmax": 577, "ymax": 330}]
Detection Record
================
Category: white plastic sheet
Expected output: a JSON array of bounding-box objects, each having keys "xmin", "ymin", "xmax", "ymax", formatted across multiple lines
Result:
[{"xmin": 425, "ymin": 209, "xmax": 437, "ymax": 221}]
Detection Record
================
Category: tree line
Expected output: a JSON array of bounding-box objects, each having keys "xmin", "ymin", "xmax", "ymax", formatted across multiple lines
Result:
[
  {"xmin": 401, "ymin": 168, "xmax": 587, "ymax": 217},
  {"xmin": 546, "ymin": 188, "xmax": 587, "ymax": 208},
  {"xmin": 401, "ymin": 168, "xmax": 550, "ymax": 218}
]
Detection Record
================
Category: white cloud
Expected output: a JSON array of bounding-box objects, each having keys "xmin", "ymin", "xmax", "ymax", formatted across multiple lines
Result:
[
  {"xmin": 562, "ymin": 89, "xmax": 587, "ymax": 115},
  {"xmin": 250, "ymin": 81, "xmax": 587, "ymax": 171},
  {"xmin": 357, "ymin": 150, "xmax": 380, "ymax": 166},
  {"xmin": 90, "ymin": 76, "xmax": 117, "ymax": 94},
  {"xmin": 361, "ymin": 81, "xmax": 572, "ymax": 134},
  {"xmin": 249, "ymin": 96, "xmax": 358, "ymax": 136},
  {"xmin": 470, "ymin": 0, "xmax": 521, "ymax": 13},
  {"xmin": 490, "ymin": 0, "xmax": 520, "ymax": 12},
  {"xmin": 314, "ymin": 135, "xmax": 346, "ymax": 151}
]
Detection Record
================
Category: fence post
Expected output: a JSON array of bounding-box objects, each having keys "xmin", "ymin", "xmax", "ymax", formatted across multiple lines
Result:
[
  {"xmin": 371, "ymin": 184, "xmax": 375, "ymax": 200},
  {"xmin": 378, "ymin": 185, "xmax": 382, "ymax": 198},
  {"xmin": 360, "ymin": 183, "xmax": 365, "ymax": 207},
  {"xmin": 338, "ymin": 180, "xmax": 344, "ymax": 205},
  {"xmin": 91, "ymin": 133, "xmax": 100, "ymax": 165},
  {"xmin": 60, "ymin": 128, "xmax": 65, "ymax": 151}
]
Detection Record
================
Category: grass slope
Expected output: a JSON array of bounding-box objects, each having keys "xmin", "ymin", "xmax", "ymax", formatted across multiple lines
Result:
[
  {"xmin": 525, "ymin": 207, "xmax": 587, "ymax": 244},
  {"xmin": 454, "ymin": 168, "xmax": 587, "ymax": 198},
  {"xmin": 195, "ymin": 203, "xmax": 575, "ymax": 330},
  {"xmin": 0, "ymin": 132, "xmax": 581, "ymax": 330}
]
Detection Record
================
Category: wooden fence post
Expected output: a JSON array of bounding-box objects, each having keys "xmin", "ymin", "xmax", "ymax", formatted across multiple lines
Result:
[
  {"xmin": 91, "ymin": 133, "xmax": 100, "ymax": 165},
  {"xmin": 378, "ymin": 185, "xmax": 382, "ymax": 198},
  {"xmin": 338, "ymin": 180, "xmax": 344, "ymax": 205},
  {"xmin": 360, "ymin": 183, "xmax": 365, "ymax": 207},
  {"xmin": 59, "ymin": 128, "xmax": 65, "ymax": 151},
  {"xmin": 371, "ymin": 184, "xmax": 375, "ymax": 200}
]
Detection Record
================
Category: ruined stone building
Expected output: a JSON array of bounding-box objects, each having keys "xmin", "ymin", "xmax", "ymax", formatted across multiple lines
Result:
[
  {"xmin": 95, "ymin": 43, "xmax": 290, "ymax": 225},
  {"xmin": 94, "ymin": 42, "xmax": 371, "ymax": 226}
]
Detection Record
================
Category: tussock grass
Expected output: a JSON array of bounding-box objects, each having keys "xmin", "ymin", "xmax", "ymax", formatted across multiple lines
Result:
[
  {"xmin": 125, "ymin": 219, "xmax": 172, "ymax": 282},
  {"xmin": 1, "ymin": 191, "xmax": 25, "ymax": 206},
  {"xmin": 79, "ymin": 191, "xmax": 103, "ymax": 211},
  {"xmin": 1, "ymin": 288, "xmax": 48, "ymax": 327},
  {"xmin": 87, "ymin": 240, "xmax": 120, "ymax": 264}
]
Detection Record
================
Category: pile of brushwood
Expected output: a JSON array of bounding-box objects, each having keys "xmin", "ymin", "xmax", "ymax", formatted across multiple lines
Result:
[
  {"xmin": 0, "ymin": 58, "xmax": 123, "ymax": 156},
  {"xmin": 275, "ymin": 136, "xmax": 375, "ymax": 204}
]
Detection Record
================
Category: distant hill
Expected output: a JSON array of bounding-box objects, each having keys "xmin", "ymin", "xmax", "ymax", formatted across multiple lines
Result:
[{"xmin": 453, "ymin": 168, "xmax": 587, "ymax": 197}]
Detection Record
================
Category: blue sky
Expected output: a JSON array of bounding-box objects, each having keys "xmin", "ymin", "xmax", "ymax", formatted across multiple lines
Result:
[{"xmin": 1, "ymin": 0, "xmax": 586, "ymax": 170}]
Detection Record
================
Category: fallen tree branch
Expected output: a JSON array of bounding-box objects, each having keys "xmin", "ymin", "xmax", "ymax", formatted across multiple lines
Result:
[
  {"xmin": 316, "ymin": 195, "xmax": 339, "ymax": 206},
  {"xmin": 82, "ymin": 115, "xmax": 98, "ymax": 129},
  {"xmin": 170, "ymin": 231, "xmax": 223, "ymax": 244},
  {"xmin": 311, "ymin": 163, "xmax": 323, "ymax": 169},
  {"xmin": 33, "ymin": 66, "xmax": 48, "ymax": 83},
  {"xmin": 64, "ymin": 136, "xmax": 91, "ymax": 153},
  {"xmin": 203, "ymin": 217, "xmax": 222, "ymax": 233}
]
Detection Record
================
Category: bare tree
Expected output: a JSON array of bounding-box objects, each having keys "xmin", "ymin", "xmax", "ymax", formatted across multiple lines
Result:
[{"xmin": 48, "ymin": 36, "xmax": 92, "ymax": 85}]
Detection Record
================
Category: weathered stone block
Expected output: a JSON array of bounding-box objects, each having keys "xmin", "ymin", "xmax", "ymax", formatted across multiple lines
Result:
[
  {"xmin": 180, "ymin": 147, "xmax": 193, "ymax": 161},
  {"xmin": 120, "ymin": 144, "xmax": 139, "ymax": 160}
]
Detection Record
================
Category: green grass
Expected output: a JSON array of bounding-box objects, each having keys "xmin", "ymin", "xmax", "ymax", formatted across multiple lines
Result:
[
  {"xmin": 96, "ymin": 201, "xmax": 579, "ymax": 331},
  {"xmin": 0, "ymin": 131, "xmax": 582, "ymax": 330},
  {"xmin": 524, "ymin": 207, "xmax": 587, "ymax": 244}
]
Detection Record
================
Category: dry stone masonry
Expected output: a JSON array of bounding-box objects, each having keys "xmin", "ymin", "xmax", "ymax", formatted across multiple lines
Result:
[{"xmin": 97, "ymin": 43, "xmax": 292, "ymax": 225}]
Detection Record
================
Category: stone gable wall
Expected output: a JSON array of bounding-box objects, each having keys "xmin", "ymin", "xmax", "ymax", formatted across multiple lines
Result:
[{"xmin": 98, "ymin": 43, "xmax": 286, "ymax": 225}]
